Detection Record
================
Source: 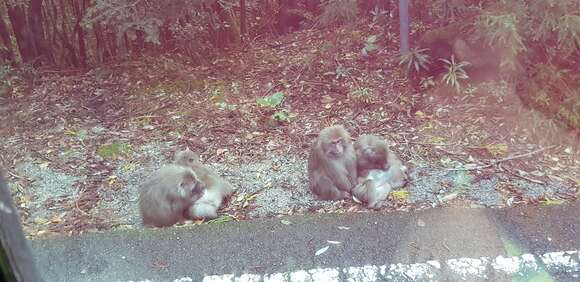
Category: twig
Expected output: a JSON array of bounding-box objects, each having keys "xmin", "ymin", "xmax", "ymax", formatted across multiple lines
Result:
[
  {"xmin": 510, "ymin": 171, "xmax": 546, "ymax": 185},
  {"xmin": 6, "ymin": 170, "xmax": 26, "ymax": 180},
  {"xmin": 447, "ymin": 145, "xmax": 557, "ymax": 171},
  {"xmin": 408, "ymin": 141, "xmax": 459, "ymax": 147},
  {"xmin": 263, "ymin": 82, "xmax": 283, "ymax": 96},
  {"xmin": 504, "ymin": 167, "xmax": 546, "ymax": 185},
  {"xmin": 442, "ymin": 242, "xmax": 451, "ymax": 252},
  {"xmin": 31, "ymin": 150, "xmax": 55, "ymax": 163}
]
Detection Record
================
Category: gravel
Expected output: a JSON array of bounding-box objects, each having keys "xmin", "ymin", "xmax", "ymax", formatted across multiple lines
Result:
[
  {"xmin": 15, "ymin": 159, "xmax": 81, "ymax": 220},
  {"xmin": 9, "ymin": 142, "xmax": 575, "ymax": 231}
]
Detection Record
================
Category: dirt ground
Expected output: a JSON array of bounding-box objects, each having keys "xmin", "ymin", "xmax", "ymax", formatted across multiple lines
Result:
[{"xmin": 1, "ymin": 25, "xmax": 578, "ymax": 238}]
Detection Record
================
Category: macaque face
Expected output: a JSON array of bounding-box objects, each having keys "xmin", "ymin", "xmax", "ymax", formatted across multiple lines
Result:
[
  {"xmin": 324, "ymin": 136, "xmax": 346, "ymax": 158},
  {"xmin": 174, "ymin": 149, "xmax": 200, "ymax": 167}
]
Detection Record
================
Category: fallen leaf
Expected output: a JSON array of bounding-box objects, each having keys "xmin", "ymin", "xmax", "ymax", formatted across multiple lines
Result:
[
  {"xmin": 484, "ymin": 144, "xmax": 508, "ymax": 157},
  {"xmin": 417, "ymin": 219, "xmax": 426, "ymax": 227},
  {"xmin": 391, "ymin": 190, "xmax": 409, "ymax": 200},
  {"xmin": 439, "ymin": 192, "xmax": 458, "ymax": 203},
  {"xmin": 315, "ymin": 246, "xmax": 330, "ymax": 256},
  {"xmin": 107, "ymin": 175, "xmax": 118, "ymax": 185},
  {"xmin": 34, "ymin": 217, "xmax": 49, "ymax": 225},
  {"xmin": 541, "ymin": 198, "xmax": 564, "ymax": 206},
  {"xmin": 347, "ymin": 206, "xmax": 358, "ymax": 212},
  {"xmin": 280, "ymin": 219, "xmax": 292, "ymax": 225}
]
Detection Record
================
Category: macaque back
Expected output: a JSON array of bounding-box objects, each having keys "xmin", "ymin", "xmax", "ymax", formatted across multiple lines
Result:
[
  {"xmin": 139, "ymin": 164, "xmax": 204, "ymax": 227},
  {"xmin": 354, "ymin": 134, "xmax": 408, "ymax": 189}
]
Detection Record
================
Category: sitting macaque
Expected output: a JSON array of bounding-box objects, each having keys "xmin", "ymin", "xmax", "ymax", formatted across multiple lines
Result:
[
  {"xmin": 352, "ymin": 169, "xmax": 393, "ymax": 209},
  {"xmin": 139, "ymin": 164, "xmax": 205, "ymax": 227},
  {"xmin": 174, "ymin": 149, "xmax": 234, "ymax": 219},
  {"xmin": 354, "ymin": 134, "xmax": 408, "ymax": 189},
  {"xmin": 307, "ymin": 125, "xmax": 358, "ymax": 200}
]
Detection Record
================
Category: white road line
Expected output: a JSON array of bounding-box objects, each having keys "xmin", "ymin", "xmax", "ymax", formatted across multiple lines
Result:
[{"xmin": 125, "ymin": 250, "xmax": 580, "ymax": 282}]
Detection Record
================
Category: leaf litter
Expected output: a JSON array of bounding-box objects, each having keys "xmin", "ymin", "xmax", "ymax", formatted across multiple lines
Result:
[{"xmin": 0, "ymin": 21, "xmax": 577, "ymax": 238}]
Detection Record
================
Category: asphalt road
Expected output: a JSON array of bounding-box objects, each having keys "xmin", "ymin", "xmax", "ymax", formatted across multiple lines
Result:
[{"xmin": 30, "ymin": 202, "xmax": 580, "ymax": 282}]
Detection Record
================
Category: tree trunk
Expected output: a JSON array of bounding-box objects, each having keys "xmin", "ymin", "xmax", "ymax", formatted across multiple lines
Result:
[
  {"xmin": 28, "ymin": 0, "xmax": 54, "ymax": 65},
  {"xmin": 6, "ymin": 3, "xmax": 37, "ymax": 63},
  {"xmin": 71, "ymin": 0, "xmax": 87, "ymax": 67},
  {"xmin": 240, "ymin": 0, "xmax": 246, "ymax": 41},
  {"xmin": 0, "ymin": 16, "xmax": 15, "ymax": 63},
  {"xmin": 398, "ymin": 0, "xmax": 409, "ymax": 53},
  {"xmin": 58, "ymin": 0, "xmax": 78, "ymax": 66}
]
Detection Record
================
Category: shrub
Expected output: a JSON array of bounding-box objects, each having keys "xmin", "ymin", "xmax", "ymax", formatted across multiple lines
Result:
[{"xmin": 319, "ymin": 0, "xmax": 358, "ymax": 27}]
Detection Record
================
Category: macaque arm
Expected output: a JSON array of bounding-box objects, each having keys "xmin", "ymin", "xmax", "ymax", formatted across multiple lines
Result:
[
  {"xmin": 310, "ymin": 172, "xmax": 348, "ymax": 200},
  {"xmin": 325, "ymin": 164, "xmax": 353, "ymax": 192}
]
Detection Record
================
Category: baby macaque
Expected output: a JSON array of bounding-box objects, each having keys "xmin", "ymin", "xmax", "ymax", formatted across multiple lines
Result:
[
  {"xmin": 354, "ymin": 134, "xmax": 408, "ymax": 189},
  {"xmin": 352, "ymin": 169, "xmax": 393, "ymax": 209},
  {"xmin": 174, "ymin": 149, "xmax": 234, "ymax": 219},
  {"xmin": 138, "ymin": 164, "xmax": 205, "ymax": 227},
  {"xmin": 307, "ymin": 125, "xmax": 358, "ymax": 200}
]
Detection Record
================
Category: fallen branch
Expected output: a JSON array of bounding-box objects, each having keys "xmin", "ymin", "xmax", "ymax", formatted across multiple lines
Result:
[{"xmin": 447, "ymin": 145, "xmax": 557, "ymax": 171}]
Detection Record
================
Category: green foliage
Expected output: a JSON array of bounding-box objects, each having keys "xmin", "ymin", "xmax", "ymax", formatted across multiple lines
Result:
[
  {"xmin": 453, "ymin": 170, "xmax": 472, "ymax": 193},
  {"xmin": 557, "ymin": 94, "xmax": 580, "ymax": 129},
  {"xmin": 362, "ymin": 35, "xmax": 378, "ymax": 53},
  {"xmin": 398, "ymin": 47, "xmax": 431, "ymax": 77},
  {"xmin": 319, "ymin": 0, "xmax": 358, "ymax": 27},
  {"xmin": 83, "ymin": 0, "xmax": 165, "ymax": 45},
  {"xmin": 349, "ymin": 87, "xmax": 374, "ymax": 103},
  {"xmin": 273, "ymin": 110, "xmax": 290, "ymax": 122},
  {"xmin": 472, "ymin": 13, "xmax": 526, "ymax": 56},
  {"xmin": 420, "ymin": 76, "xmax": 435, "ymax": 90},
  {"xmin": 370, "ymin": 6, "xmax": 389, "ymax": 23},
  {"xmin": 440, "ymin": 55, "xmax": 469, "ymax": 93},
  {"xmin": 97, "ymin": 143, "xmax": 132, "ymax": 159},
  {"xmin": 206, "ymin": 215, "xmax": 235, "ymax": 224},
  {"xmin": 332, "ymin": 64, "xmax": 352, "ymax": 80},
  {"xmin": 555, "ymin": 15, "xmax": 580, "ymax": 57},
  {"xmin": 256, "ymin": 92, "xmax": 285, "ymax": 107}
]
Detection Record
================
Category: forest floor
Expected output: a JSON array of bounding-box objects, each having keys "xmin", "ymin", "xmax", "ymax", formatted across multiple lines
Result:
[{"xmin": 0, "ymin": 21, "xmax": 578, "ymax": 238}]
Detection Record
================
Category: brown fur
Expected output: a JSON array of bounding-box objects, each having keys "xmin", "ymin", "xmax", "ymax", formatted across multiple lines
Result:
[
  {"xmin": 139, "ymin": 164, "xmax": 204, "ymax": 227},
  {"xmin": 307, "ymin": 125, "xmax": 358, "ymax": 200},
  {"xmin": 354, "ymin": 134, "xmax": 407, "ymax": 189}
]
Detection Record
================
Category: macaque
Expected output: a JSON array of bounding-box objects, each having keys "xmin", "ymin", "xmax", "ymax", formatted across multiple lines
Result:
[
  {"xmin": 138, "ymin": 164, "xmax": 205, "ymax": 227},
  {"xmin": 307, "ymin": 125, "xmax": 358, "ymax": 200},
  {"xmin": 354, "ymin": 134, "xmax": 408, "ymax": 189},
  {"xmin": 174, "ymin": 149, "xmax": 234, "ymax": 219},
  {"xmin": 352, "ymin": 169, "xmax": 393, "ymax": 209}
]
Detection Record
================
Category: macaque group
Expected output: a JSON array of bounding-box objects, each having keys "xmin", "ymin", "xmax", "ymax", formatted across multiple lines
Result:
[
  {"xmin": 139, "ymin": 125, "xmax": 407, "ymax": 228},
  {"xmin": 308, "ymin": 126, "xmax": 408, "ymax": 208},
  {"xmin": 138, "ymin": 149, "xmax": 234, "ymax": 228}
]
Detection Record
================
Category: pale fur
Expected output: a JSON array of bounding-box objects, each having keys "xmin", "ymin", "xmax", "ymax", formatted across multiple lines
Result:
[{"xmin": 174, "ymin": 149, "xmax": 234, "ymax": 219}]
